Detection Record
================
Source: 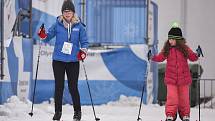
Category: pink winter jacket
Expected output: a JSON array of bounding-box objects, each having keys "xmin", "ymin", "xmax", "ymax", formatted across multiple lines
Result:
[{"xmin": 152, "ymin": 47, "xmax": 198, "ymax": 85}]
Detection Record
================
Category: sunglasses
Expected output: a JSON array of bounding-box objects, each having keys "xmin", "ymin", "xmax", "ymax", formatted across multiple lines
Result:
[{"xmin": 63, "ymin": 10, "xmax": 73, "ymax": 14}]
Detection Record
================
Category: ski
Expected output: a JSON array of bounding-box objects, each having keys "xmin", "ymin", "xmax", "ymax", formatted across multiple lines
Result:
[
  {"xmin": 52, "ymin": 118, "xmax": 85, "ymax": 121},
  {"xmin": 73, "ymin": 120, "xmax": 81, "ymax": 121}
]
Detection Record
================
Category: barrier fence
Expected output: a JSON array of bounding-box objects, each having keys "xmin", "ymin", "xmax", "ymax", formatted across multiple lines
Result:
[{"xmin": 193, "ymin": 78, "xmax": 215, "ymax": 109}]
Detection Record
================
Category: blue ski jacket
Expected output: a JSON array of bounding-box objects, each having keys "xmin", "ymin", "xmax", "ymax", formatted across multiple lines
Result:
[{"xmin": 43, "ymin": 15, "xmax": 88, "ymax": 62}]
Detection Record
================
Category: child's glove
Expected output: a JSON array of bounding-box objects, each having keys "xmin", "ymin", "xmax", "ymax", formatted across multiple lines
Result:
[
  {"xmin": 77, "ymin": 48, "xmax": 87, "ymax": 61},
  {"xmin": 37, "ymin": 24, "xmax": 47, "ymax": 39},
  {"xmin": 147, "ymin": 50, "xmax": 152, "ymax": 61}
]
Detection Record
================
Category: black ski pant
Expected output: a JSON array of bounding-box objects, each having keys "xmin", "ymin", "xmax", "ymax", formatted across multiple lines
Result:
[{"xmin": 52, "ymin": 60, "xmax": 81, "ymax": 112}]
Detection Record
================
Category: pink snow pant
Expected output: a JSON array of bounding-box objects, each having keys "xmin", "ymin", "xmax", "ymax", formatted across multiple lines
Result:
[{"xmin": 165, "ymin": 84, "xmax": 190, "ymax": 118}]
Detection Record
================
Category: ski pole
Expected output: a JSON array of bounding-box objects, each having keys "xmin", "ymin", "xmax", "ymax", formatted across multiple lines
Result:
[
  {"xmin": 29, "ymin": 39, "xmax": 42, "ymax": 117},
  {"xmin": 29, "ymin": 24, "xmax": 44, "ymax": 117},
  {"xmin": 137, "ymin": 81, "xmax": 145, "ymax": 121},
  {"xmin": 81, "ymin": 59, "xmax": 100, "ymax": 121},
  {"xmin": 197, "ymin": 45, "xmax": 204, "ymax": 121},
  {"xmin": 137, "ymin": 50, "xmax": 152, "ymax": 121},
  {"xmin": 197, "ymin": 60, "xmax": 201, "ymax": 121}
]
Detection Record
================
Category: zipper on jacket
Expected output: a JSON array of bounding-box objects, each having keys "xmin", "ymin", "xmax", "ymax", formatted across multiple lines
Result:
[{"xmin": 175, "ymin": 49, "xmax": 179, "ymax": 84}]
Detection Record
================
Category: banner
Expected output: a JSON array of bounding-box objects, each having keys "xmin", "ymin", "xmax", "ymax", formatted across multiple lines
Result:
[
  {"xmin": 32, "ymin": 44, "xmax": 150, "ymax": 104},
  {"xmin": 1, "ymin": 36, "xmax": 33, "ymax": 103},
  {"xmin": 3, "ymin": 0, "xmax": 16, "ymax": 41}
]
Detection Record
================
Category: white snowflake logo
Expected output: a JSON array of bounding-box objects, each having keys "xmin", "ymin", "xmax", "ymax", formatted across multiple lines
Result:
[{"xmin": 123, "ymin": 23, "xmax": 139, "ymax": 39}]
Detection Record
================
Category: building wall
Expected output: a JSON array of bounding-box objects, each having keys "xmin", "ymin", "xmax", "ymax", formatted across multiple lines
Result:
[{"xmin": 153, "ymin": 0, "xmax": 215, "ymax": 79}]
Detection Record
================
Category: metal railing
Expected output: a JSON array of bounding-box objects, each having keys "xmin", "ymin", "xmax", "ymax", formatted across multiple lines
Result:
[
  {"xmin": 201, "ymin": 79, "xmax": 214, "ymax": 109},
  {"xmin": 193, "ymin": 78, "xmax": 215, "ymax": 109}
]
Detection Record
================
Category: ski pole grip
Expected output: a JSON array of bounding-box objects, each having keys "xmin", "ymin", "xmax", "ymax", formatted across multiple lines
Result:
[
  {"xmin": 38, "ymin": 23, "xmax": 47, "ymax": 39},
  {"xmin": 40, "ymin": 23, "xmax": 45, "ymax": 30},
  {"xmin": 197, "ymin": 45, "xmax": 204, "ymax": 57},
  {"xmin": 147, "ymin": 50, "xmax": 152, "ymax": 61},
  {"xmin": 39, "ymin": 23, "xmax": 45, "ymax": 34}
]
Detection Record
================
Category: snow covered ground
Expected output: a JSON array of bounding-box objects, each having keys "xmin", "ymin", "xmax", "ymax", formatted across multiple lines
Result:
[{"xmin": 0, "ymin": 96, "xmax": 214, "ymax": 121}]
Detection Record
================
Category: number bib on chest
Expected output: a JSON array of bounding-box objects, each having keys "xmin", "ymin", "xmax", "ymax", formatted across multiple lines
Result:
[{"xmin": 61, "ymin": 42, "xmax": 73, "ymax": 55}]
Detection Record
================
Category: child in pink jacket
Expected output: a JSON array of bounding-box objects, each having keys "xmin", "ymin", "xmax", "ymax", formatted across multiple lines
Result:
[{"xmin": 151, "ymin": 26, "xmax": 198, "ymax": 121}]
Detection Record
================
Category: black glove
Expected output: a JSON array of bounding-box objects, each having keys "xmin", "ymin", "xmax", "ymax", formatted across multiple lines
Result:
[
  {"xmin": 147, "ymin": 50, "xmax": 152, "ymax": 61},
  {"xmin": 196, "ymin": 45, "xmax": 203, "ymax": 57}
]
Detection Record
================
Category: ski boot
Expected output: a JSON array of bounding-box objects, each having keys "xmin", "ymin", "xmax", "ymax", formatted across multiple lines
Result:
[
  {"xmin": 182, "ymin": 116, "xmax": 190, "ymax": 121},
  {"xmin": 166, "ymin": 115, "xmax": 177, "ymax": 121},
  {"xmin": 165, "ymin": 114, "xmax": 177, "ymax": 121},
  {"xmin": 53, "ymin": 111, "xmax": 62, "ymax": 121},
  {"xmin": 73, "ymin": 111, "xmax": 81, "ymax": 121},
  {"xmin": 166, "ymin": 116, "xmax": 174, "ymax": 121}
]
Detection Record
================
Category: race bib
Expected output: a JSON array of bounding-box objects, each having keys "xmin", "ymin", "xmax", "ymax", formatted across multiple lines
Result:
[{"xmin": 61, "ymin": 42, "xmax": 73, "ymax": 55}]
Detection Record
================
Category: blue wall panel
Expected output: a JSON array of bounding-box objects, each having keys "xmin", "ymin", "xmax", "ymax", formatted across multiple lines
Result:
[{"xmin": 87, "ymin": 0, "xmax": 150, "ymax": 44}]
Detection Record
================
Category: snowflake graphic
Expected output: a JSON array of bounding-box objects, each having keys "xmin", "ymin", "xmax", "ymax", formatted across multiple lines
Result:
[{"xmin": 123, "ymin": 23, "xmax": 139, "ymax": 39}]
